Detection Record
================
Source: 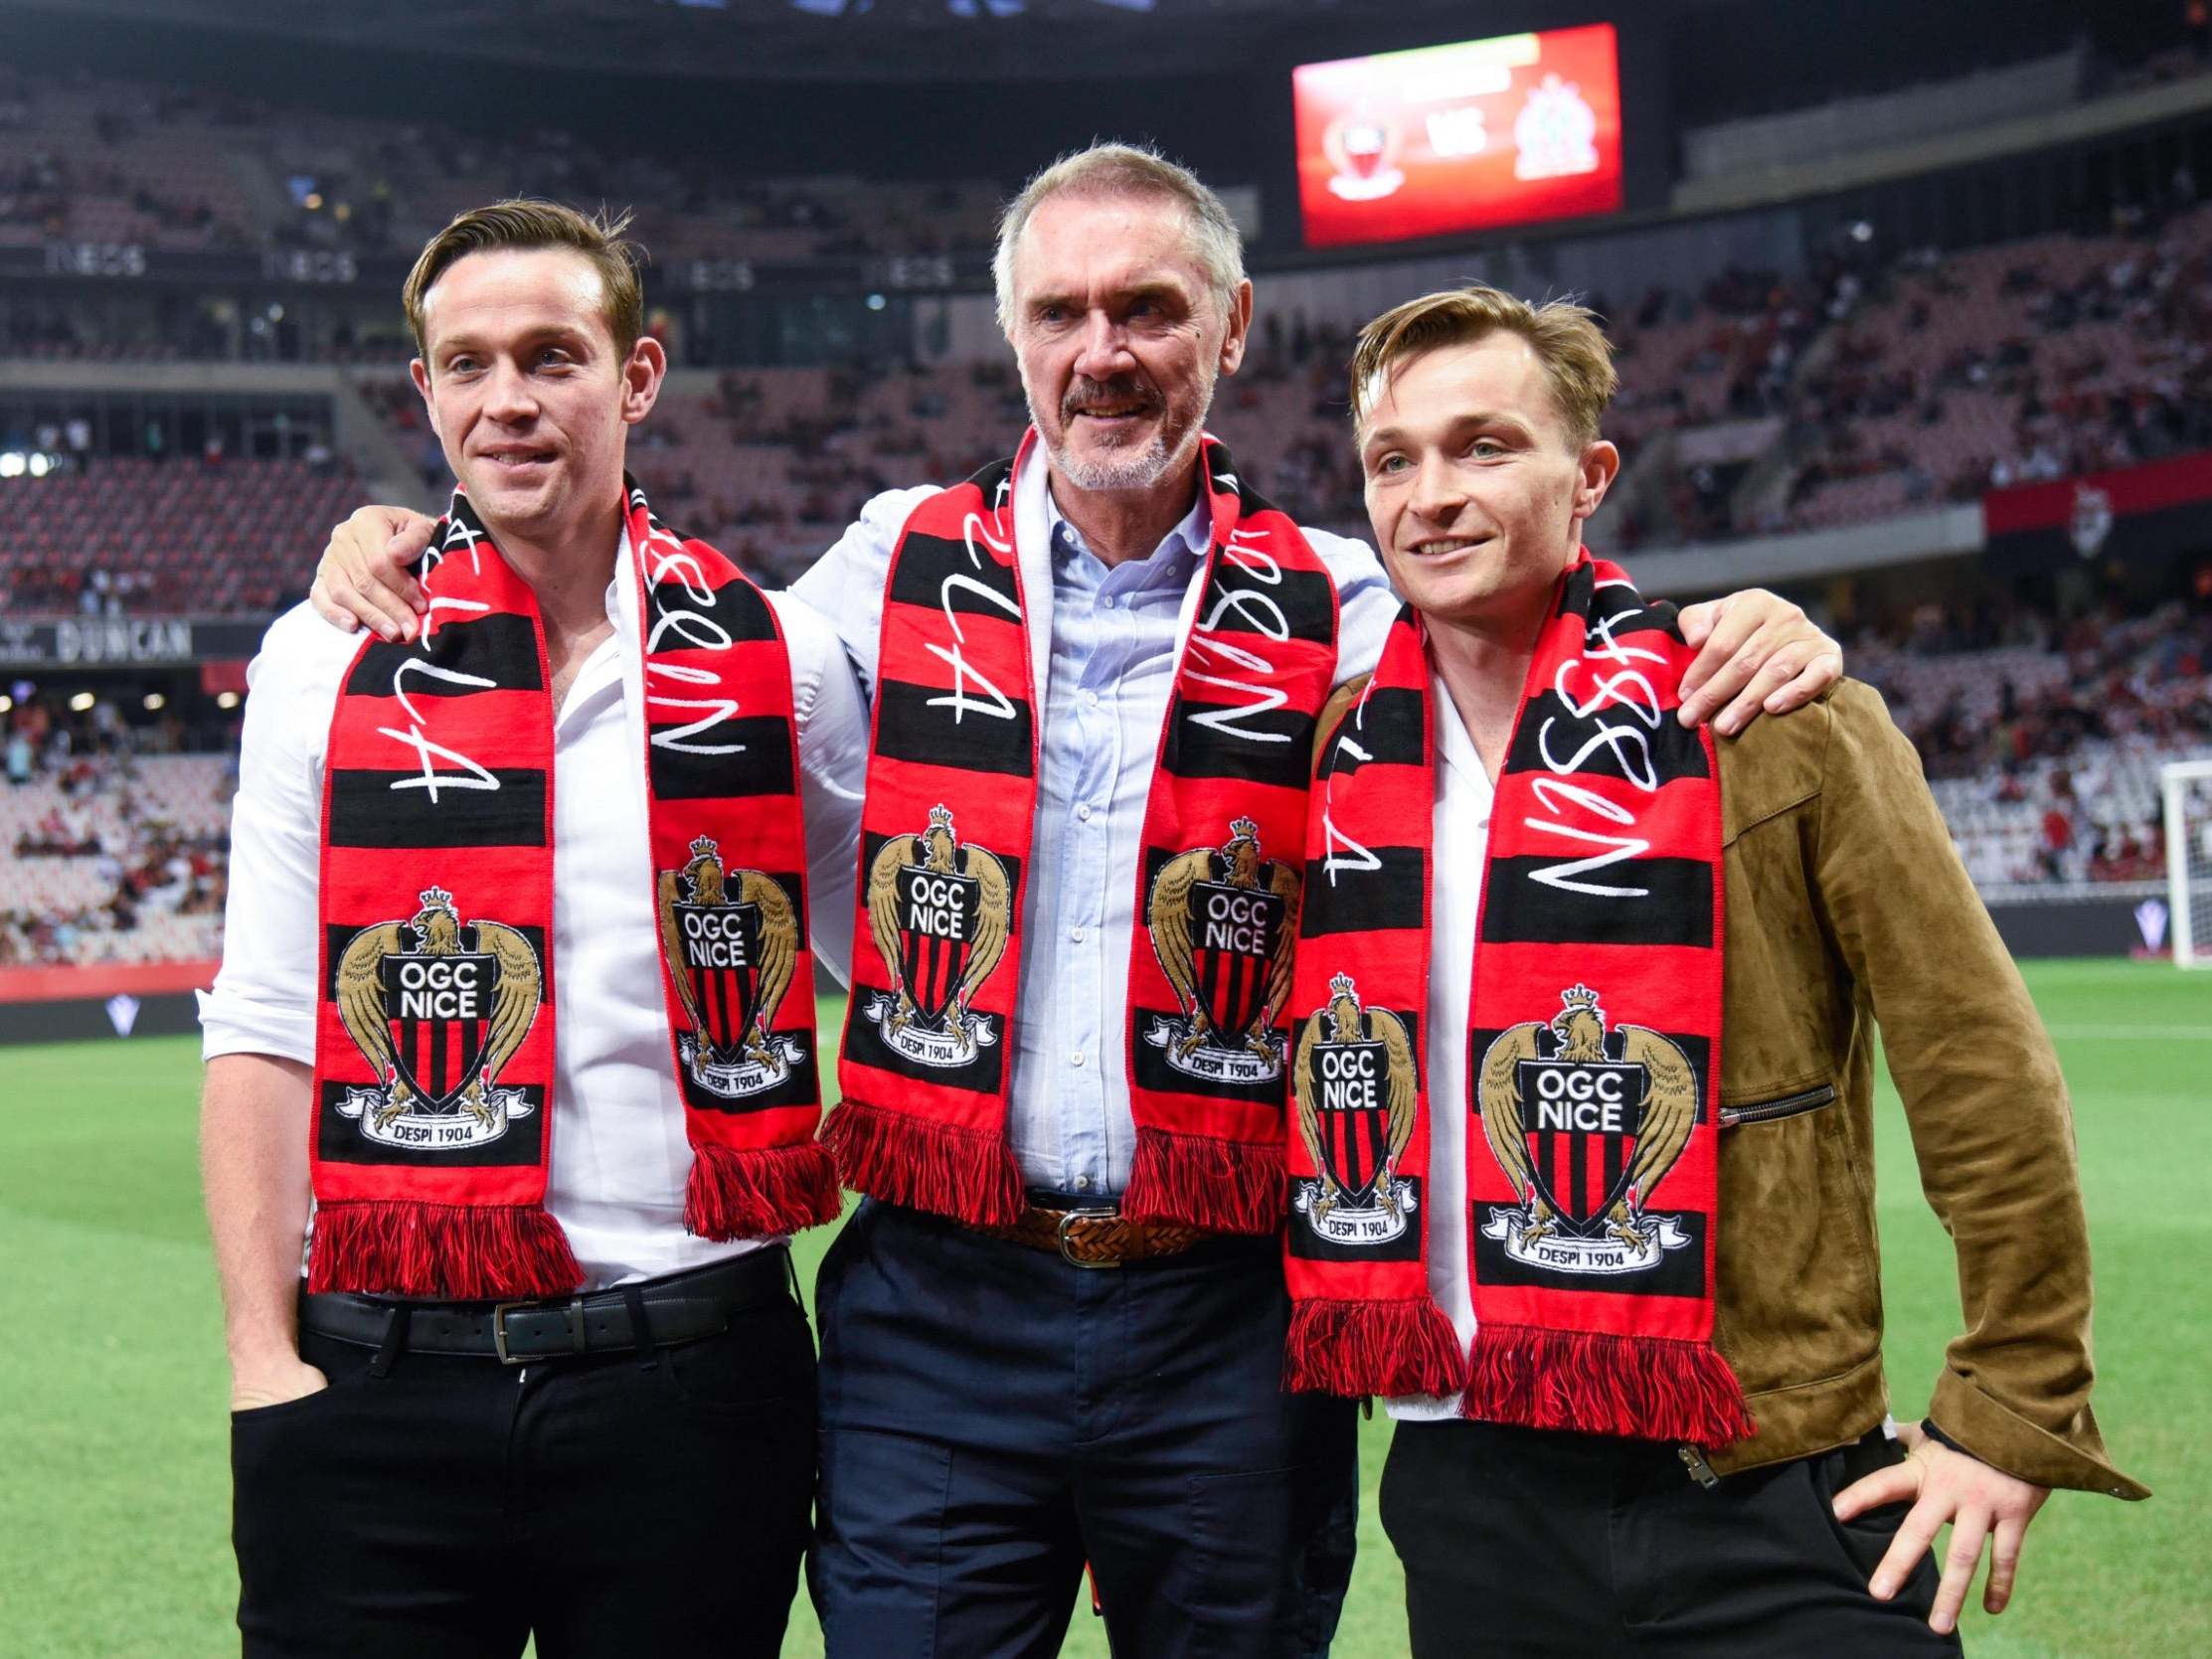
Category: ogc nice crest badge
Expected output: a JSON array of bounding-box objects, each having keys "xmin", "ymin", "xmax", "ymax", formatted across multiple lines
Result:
[
  {"xmin": 862, "ymin": 804, "xmax": 1012, "ymax": 1067},
  {"xmin": 1476, "ymin": 984, "xmax": 1696, "ymax": 1274},
  {"xmin": 333, "ymin": 886, "xmax": 541, "ymax": 1150},
  {"xmin": 657, "ymin": 836, "xmax": 806, "ymax": 1099},
  {"xmin": 1292, "ymin": 974, "xmax": 1421, "ymax": 1246},
  {"xmin": 1144, "ymin": 817, "xmax": 1298, "ymax": 1084}
]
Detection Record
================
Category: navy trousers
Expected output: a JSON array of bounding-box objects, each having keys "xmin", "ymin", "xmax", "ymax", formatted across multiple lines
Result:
[{"xmin": 811, "ymin": 1198, "xmax": 1358, "ymax": 1659}]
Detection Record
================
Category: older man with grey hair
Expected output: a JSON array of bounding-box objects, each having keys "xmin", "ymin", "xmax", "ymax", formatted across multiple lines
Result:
[
  {"xmin": 310, "ymin": 145, "xmax": 1842, "ymax": 1659},
  {"xmin": 793, "ymin": 141, "xmax": 1843, "ymax": 1659}
]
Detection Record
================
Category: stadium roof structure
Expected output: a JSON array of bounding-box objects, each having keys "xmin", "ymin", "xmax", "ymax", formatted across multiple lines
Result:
[
  {"xmin": 0, "ymin": 0, "xmax": 2179, "ymax": 139},
  {"xmin": 0, "ymin": 0, "xmax": 1783, "ymax": 84}
]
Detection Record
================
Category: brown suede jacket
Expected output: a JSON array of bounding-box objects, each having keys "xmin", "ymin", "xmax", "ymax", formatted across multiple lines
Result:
[{"xmin": 1705, "ymin": 678, "xmax": 2141, "ymax": 1497}]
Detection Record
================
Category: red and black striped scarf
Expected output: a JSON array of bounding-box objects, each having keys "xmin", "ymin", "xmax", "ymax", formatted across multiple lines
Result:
[
  {"xmin": 1283, "ymin": 557, "xmax": 1753, "ymax": 1446},
  {"xmin": 824, "ymin": 429, "xmax": 1339, "ymax": 1234},
  {"xmin": 308, "ymin": 481, "xmax": 837, "ymax": 1298}
]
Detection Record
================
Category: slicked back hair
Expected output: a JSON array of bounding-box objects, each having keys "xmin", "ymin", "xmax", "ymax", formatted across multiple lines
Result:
[{"xmin": 403, "ymin": 198, "xmax": 646, "ymax": 361}]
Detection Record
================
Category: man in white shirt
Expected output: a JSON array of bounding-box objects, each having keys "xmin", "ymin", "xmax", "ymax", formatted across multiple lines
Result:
[{"xmin": 200, "ymin": 201, "xmax": 866, "ymax": 1658}]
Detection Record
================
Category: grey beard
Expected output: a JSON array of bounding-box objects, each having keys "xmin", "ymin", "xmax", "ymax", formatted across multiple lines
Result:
[
  {"xmin": 1022, "ymin": 358, "xmax": 1217, "ymax": 496},
  {"xmin": 1047, "ymin": 427, "xmax": 1177, "ymax": 492},
  {"xmin": 1032, "ymin": 396, "xmax": 1212, "ymax": 494}
]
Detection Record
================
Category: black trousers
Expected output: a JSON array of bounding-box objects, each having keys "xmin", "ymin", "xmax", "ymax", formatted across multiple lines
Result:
[
  {"xmin": 1382, "ymin": 1418, "xmax": 1962, "ymax": 1657},
  {"xmin": 230, "ymin": 1266, "xmax": 815, "ymax": 1658},
  {"xmin": 810, "ymin": 1197, "xmax": 1358, "ymax": 1659}
]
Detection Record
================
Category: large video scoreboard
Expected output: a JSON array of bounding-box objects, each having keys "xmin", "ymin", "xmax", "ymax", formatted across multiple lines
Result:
[{"xmin": 1293, "ymin": 23, "xmax": 1624, "ymax": 250}]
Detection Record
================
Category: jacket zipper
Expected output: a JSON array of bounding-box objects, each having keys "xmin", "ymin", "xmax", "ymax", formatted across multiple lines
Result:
[
  {"xmin": 1682, "ymin": 1083, "xmax": 1843, "ymax": 1488},
  {"xmin": 1719, "ymin": 1082, "xmax": 1837, "ymax": 1128}
]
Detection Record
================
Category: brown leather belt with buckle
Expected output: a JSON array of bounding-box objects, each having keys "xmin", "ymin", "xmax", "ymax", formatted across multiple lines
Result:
[{"xmin": 976, "ymin": 1204, "xmax": 1211, "ymax": 1268}]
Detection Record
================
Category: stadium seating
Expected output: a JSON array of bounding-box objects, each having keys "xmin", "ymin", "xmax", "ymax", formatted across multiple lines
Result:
[
  {"xmin": 1783, "ymin": 207, "xmax": 2212, "ymax": 530},
  {"xmin": 0, "ymin": 752, "xmax": 231, "ymax": 966},
  {"xmin": 0, "ymin": 69, "xmax": 1002, "ymax": 266},
  {"xmin": 1855, "ymin": 601, "xmax": 2211, "ymax": 887},
  {"xmin": 0, "ymin": 78, "xmax": 255, "ymax": 252},
  {"xmin": 0, "ymin": 456, "xmax": 370, "ymax": 616},
  {"xmin": 6, "ymin": 63, "xmax": 2210, "ymax": 973}
]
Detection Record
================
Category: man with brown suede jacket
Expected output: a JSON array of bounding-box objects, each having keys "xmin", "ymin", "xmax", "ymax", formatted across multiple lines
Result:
[{"xmin": 1281, "ymin": 283, "xmax": 2144, "ymax": 1658}]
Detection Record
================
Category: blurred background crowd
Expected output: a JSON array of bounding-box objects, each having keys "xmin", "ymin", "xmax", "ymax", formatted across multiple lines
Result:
[{"xmin": 4, "ymin": 0, "xmax": 2210, "ymax": 974}]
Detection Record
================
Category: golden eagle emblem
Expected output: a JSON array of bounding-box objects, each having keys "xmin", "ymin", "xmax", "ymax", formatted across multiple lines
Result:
[
  {"xmin": 1143, "ymin": 816, "xmax": 1298, "ymax": 1084},
  {"xmin": 332, "ymin": 886, "xmax": 541, "ymax": 1149},
  {"xmin": 1290, "ymin": 973, "xmax": 1422, "ymax": 1245},
  {"xmin": 860, "ymin": 804, "xmax": 1011, "ymax": 1068},
  {"xmin": 1475, "ymin": 984, "xmax": 1698, "ymax": 1273},
  {"xmin": 656, "ymin": 836, "xmax": 806, "ymax": 1098}
]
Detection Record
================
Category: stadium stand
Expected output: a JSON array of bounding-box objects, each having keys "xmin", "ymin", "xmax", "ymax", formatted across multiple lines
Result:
[
  {"xmin": 1854, "ymin": 597, "xmax": 2212, "ymax": 888},
  {"xmin": 0, "ymin": 74, "xmax": 254, "ymax": 253},
  {"xmin": 0, "ymin": 66, "xmax": 1002, "ymax": 273},
  {"xmin": 7, "ymin": 38, "xmax": 2212, "ymax": 976},
  {"xmin": 1782, "ymin": 205, "xmax": 2212, "ymax": 532},
  {"xmin": 0, "ymin": 747, "xmax": 232, "ymax": 967},
  {"xmin": 0, "ymin": 454, "xmax": 369, "ymax": 616}
]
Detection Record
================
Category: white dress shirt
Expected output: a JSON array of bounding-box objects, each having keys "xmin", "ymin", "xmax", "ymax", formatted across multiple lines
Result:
[
  {"xmin": 1388, "ymin": 676, "xmax": 1494, "ymax": 1422},
  {"xmin": 200, "ymin": 527, "xmax": 869, "ymax": 1287},
  {"xmin": 789, "ymin": 445, "xmax": 1404, "ymax": 1195}
]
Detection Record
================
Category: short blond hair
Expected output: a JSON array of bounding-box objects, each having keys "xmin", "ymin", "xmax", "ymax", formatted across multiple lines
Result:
[
  {"xmin": 403, "ymin": 198, "xmax": 645, "ymax": 360},
  {"xmin": 992, "ymin": 142, "xmax": 1245, "ymax": 335},
  {"xmin": 1349, "ymin": 284, "xmax": 1616, "ymax": 448}
]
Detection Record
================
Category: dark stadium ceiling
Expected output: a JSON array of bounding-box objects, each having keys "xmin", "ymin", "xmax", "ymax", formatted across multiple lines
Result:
[
  {"xmin": 0, "ymin": 0, "xmax": 1735, "ymax": 81},
  {"xmin": 0, "ymin": 0, "xmax": 2141, "ymax": 112}
]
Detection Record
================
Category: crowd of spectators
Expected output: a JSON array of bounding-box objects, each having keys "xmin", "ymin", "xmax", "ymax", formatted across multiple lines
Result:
[
  {"xmin": 1851, "ymin": 584, "xmax": 2212, "ymax": 887},
  {"xmin": 12, "ymin": 61, "xmax": 2212, "ymax": 561},
  {"xmin": 3, "ymin": 570, "xmax": 2205, "ymax": 976},
  {"xmin": 0, "ymin": 69, "xmax": 254, "ymax": 252},
  {"xmin": 1778, "ymin": 193, "xmax": 2212, "ymax": 531},
  {"xmin": 0, "ymin": 451, "xmax": 367, "ymax": 617},
  {"xmin": 0, "ymin": 67, "xmax": 1002, "ymax": 271},
  {"xmin": 1, "ymin": 700, "xmax": 236, "ymax": 967}
]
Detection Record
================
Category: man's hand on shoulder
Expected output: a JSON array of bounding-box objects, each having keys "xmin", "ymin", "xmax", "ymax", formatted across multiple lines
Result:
[
  {"xmin": 1675, "ymin": 588, "xmax": 1843, "ymax": 736},
  {"xmin": 310, "ymin": 506, "xmax": 438, "ymax": 642},
  {"xmin": 229, "ymin": 1352, "xmax": 330, "ymax": 1413},
  {"xmin": 1832, "ymin": 1420, "xmax": 2051, "ymax": 1635}
]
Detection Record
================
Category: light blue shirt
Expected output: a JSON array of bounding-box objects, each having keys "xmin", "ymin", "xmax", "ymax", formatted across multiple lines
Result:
[
  {"xmin": 1020, "ymin": 489, "xmax": 1212, "ymax": 1194},
  {"xmin": 791, "ymin": 462, "xmax": 1402, "ymax": 1197}
]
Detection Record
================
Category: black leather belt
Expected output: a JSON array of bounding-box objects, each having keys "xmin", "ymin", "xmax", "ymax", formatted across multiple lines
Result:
[{"xmin": 298, "ymin": 1246, "xmax": 792, "ymax": 1365}]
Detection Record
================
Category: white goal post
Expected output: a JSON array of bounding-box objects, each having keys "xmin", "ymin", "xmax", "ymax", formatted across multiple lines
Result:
[{"xmin": 2162, "ymin": 757, "xmax": 2212, "ymax": 968}]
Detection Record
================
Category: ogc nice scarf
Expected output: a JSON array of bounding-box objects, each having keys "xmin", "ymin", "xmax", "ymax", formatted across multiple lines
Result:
[
  {"xmin": 1283, "ymin": 558, "xmax": 1753, "ymax": 1446},
  {"xmin": 824, "ymin": 429, "xmax": 1339, "ymax": 1233},
  {"xmin": 308, "ymin": 482, "xmax": 837, "ymax": 1299}
]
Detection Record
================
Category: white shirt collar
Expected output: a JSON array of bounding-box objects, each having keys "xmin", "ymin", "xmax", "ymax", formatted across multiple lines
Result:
[{"xmin": 1432, "ymin": 669, "xmax": 1493, "ymax": 801}]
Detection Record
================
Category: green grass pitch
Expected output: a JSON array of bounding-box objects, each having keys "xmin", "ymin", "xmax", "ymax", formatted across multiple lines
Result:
[{"xmin": 2, "ymin": 959, "xmax": 2200, "ymax": 1657}]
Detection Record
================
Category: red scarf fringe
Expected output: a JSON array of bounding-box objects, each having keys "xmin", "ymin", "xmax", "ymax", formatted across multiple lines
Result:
[
  {"xmin": 306, "ymin": 1199, "xmax": 583, "ymax": 1300},
  {"xmin": 1284, "ymin": 1297, "xmax": 1467, "ymax": 1398},
  {"xmin": 684, "ymin": 1141, "xmax": 843, "ymax": 1240},
  {"xmin": 1122, "ymin": 1126, "xmax": 1284, "ymax": 1236},
  {"xmin": 819, "ymin": 1099, "xmax": 1025, "ymax": 1226},
  {"xmin": 1463, "ymin": 1324, "xmax": 1756, "ymax": 1445}
]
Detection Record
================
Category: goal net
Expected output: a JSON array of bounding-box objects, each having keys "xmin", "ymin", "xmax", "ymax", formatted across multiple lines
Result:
[{"xmin": 2164, "ymin": 758, "xmax": 2212, "ymax": 968}]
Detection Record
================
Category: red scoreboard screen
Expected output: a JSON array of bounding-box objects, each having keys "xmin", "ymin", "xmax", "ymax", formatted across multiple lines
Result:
[{"xmin": 1292, "ymin": 23, "xmax": 1624, "ymax": 250}]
